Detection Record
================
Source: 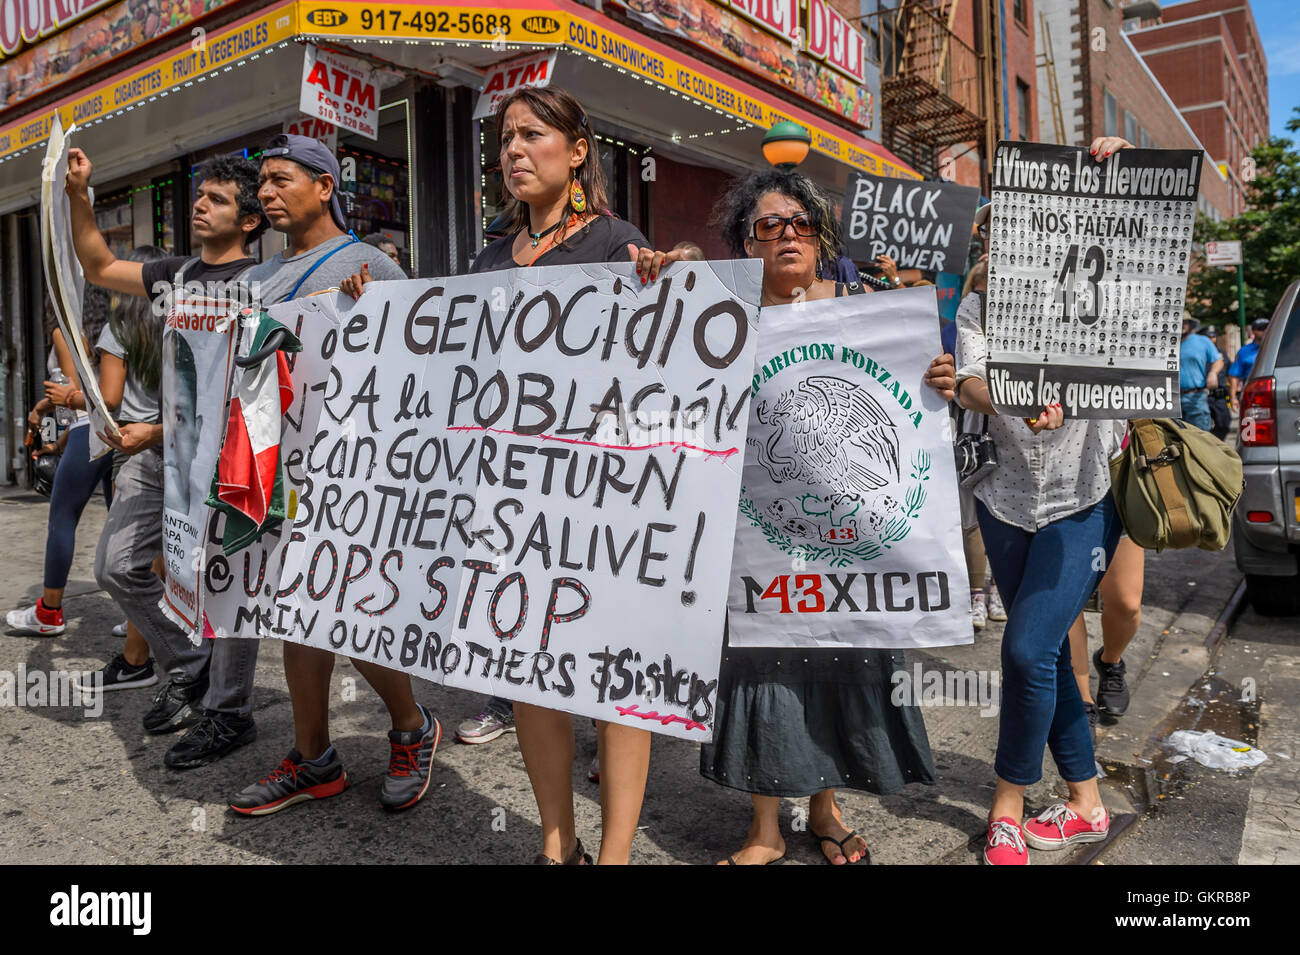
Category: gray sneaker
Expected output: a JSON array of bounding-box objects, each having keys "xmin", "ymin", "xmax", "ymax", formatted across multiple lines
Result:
[
  {"xmin": 379, "ymin": 704, "xmax": 441, "ymax": 812},
  {"xmin": 456, "ymin": 706, "xmax": 516, "ymax": 744}
]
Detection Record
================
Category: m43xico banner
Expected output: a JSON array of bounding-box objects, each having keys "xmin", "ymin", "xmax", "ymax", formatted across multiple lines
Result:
[
  {"xmin": 985, "ymin": 141, "xmax": 1203, "ymax": 419},
  {"xmin": 198, "ymin": 261, "xmax": 761, "ymax": 741},
  {"xmin": 728, "ymin": 287, "xmax": 971, "ymax": 650}
]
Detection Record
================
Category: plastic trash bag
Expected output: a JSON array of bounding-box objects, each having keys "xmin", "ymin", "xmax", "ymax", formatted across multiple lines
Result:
[{"xmin": 1165, "ymin": 730, "xmax": 1267, "ymax": 771}]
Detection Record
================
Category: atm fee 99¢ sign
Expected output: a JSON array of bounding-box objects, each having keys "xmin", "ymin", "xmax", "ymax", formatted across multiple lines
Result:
[{"xmin": 299, "ymin": 44, "xmax": 378, "ymax": 141}]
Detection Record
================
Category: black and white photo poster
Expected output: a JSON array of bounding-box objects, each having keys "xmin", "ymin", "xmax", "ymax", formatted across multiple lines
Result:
[
  {"xmin": 985, "ymin": 141, "xmax": 1203, "ymax": 418},
  {"xmin": 198, "ymin": 261, "xmax": 761, "ymax": 741},
  {"xmin": 842, "ymin": 171, "xmax": 980, "ymax": 272}
]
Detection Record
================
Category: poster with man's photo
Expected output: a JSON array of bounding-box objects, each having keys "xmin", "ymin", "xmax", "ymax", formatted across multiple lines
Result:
[
  {"xmin": 160, "ymin": 297, "xmax": 238, "ymax": 634},
  {"xmin": 984, "ymin": 141, "xmax": 1203, "ymax": 418}
]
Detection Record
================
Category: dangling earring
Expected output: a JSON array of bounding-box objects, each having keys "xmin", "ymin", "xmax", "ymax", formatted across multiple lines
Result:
[{"xmin": 569, "ymin": 171, "xmax": 587, "ymax": 214}]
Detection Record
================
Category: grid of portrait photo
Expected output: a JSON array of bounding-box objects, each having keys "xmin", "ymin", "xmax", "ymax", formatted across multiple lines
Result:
[{"xmin": 987, "ymin": 192, "xmax": 1195, "ymax": 370}]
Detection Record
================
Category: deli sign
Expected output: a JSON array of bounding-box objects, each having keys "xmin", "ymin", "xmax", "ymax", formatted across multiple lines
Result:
[
  {"xmin": 726, "ymin": 0, "xmax": 866, "ymax": 84},
  {"xmin": 0, "ymin": 0, "xmax": 115, "ymax": 59}
]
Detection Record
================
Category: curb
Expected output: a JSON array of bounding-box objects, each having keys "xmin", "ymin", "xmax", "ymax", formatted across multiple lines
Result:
[{"xmin": 1073, "ymin": 575, "xmax": 1248, "ymax": 865}]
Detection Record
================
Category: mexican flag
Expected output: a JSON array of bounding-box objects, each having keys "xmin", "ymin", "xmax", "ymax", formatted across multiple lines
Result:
[{"xmin": 208, "ymin": 311, "xmax": 302, "ymax": 555}]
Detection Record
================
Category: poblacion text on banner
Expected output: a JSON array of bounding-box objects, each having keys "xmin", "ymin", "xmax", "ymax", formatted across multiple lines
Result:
[
  {"xmin": 727, "ymin": 286, "xmax": 971, "ymax": 649},
  {"xmin": 984, "ymin": 141, "xmax": 1203, "ymax": 419},
  {"xmin": 197, "ymin": 261, "xmax": 762, "ymax": 740}
]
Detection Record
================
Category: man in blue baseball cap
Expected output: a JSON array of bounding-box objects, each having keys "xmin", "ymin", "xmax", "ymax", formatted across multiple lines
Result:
[{"xmin": 229, "ymin": 133, "xmax": 434, "ymax": 818}]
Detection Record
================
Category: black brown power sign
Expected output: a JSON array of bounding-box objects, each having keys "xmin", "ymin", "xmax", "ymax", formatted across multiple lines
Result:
[{"xmin": 984, "ymin": 141, "xmax": 1204, "ymax": 419}]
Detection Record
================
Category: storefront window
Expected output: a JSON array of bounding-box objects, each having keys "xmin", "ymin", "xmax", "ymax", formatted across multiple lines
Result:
[
  {"xmin": 94, "ymin": 190, "xmax": 134, "ymax": 258},
  {"xmin": 338, "ymin": 106, "xmax": 412, "ymax": 272},
  {"xmin": 152, "ymin": 174, "xmax": 186, "ymax": 255}
]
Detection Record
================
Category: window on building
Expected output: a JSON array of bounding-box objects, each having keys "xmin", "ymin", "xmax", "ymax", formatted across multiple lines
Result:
[
  {"xmin": 1016, "ymin": 79, "xmax": 1031, "ymax": 140},
  {"xmin": 1105, "ymin": 91, "xmax": 1118, "ymax": 138},
  {"xmin": 1140, "ymin": 128, "xmax": 1151, "ymax": 148},
  {"xmin": 1123, "ymin": 110, "xmax": 1138, "ymax": 145},
  {"xmin": 94, "ymin": 190, "xmax": 134, "ymax": 259},
  {"xmin": 1013, "ymin": 0, "xmax": 1026, "ymax": 24}
]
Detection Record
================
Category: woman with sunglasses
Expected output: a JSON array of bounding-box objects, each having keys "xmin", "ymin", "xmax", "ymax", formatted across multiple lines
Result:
[{"xmin": 635, "ymin": 170, "xmax": 955, "ymax": 864}]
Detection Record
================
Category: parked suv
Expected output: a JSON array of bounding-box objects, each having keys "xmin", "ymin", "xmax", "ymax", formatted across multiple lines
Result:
[{"xmin": 1233, "ymin": 281, "xmax": 1300, "ymax": 616}]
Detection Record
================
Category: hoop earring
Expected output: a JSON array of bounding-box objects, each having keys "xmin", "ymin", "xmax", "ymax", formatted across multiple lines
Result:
[{"xmin": 569, "ymin": 172, "xmax": 588, "ymax": 214}]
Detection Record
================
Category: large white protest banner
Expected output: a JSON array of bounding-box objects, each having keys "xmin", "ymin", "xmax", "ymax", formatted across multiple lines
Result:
[
  {"xmin": 985, "ymin": 141, "xmax": 1203, "ymax": 419},
  {"xmin": 198, "ymin": 261, "xmax": 761, "ymax": 740},
  {"xmin": 39, "ymin": 113, "xmax": 120, "ymax": 452},
  {"xmin": 160, "ymin": 297, "xmax": 239, "ymax": 635},
  {"xmin": 727, "ymin": 286, "xmax": 971, "ymax": 649}
]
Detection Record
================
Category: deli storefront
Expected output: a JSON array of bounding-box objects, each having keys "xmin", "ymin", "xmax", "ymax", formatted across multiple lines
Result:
[{"xmin": 0, "ymin": 0, "xmax": 913, "ymax": 482}]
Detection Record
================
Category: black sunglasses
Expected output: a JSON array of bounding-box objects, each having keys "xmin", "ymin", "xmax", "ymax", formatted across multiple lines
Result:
[{"xmin": 752, "ymin": 212, "xmax": 817, "ymax": 241}]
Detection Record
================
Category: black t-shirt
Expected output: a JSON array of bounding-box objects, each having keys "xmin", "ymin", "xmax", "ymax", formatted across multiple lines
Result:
[
  {"xmin": 470, "ymin": 216, "xmax": 648, "ymax": 272},
  {"xmin": 142, "ymin": 254, "xmax": 257, "ymax": 309}
]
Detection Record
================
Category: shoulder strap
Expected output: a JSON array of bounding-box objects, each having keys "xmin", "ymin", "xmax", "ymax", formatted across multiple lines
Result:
[
  {"xmin": 1132, "ymin": 420, "xmax": 1196, "ymax": 548},
  {"xmin": 283, "ymin": 236, "xmax": 359, "ymax": 303}
]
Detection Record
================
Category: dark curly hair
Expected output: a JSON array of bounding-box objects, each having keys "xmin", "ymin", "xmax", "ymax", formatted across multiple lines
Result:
[
  {"xmin": 194, "ymin": 154, "xmax": 268, "ymax": 247},
  {"xmin": 711, "ymin": 169, "xmax": 840, "ymax": 276}
]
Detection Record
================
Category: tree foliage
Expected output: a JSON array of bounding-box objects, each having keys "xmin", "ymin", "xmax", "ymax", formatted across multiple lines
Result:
[{"xmin": 1185, "ymin": 107, "xmax": 1300, "ymax": 328}]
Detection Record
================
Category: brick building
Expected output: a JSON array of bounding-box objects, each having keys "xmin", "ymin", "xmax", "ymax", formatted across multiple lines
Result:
[
  {"xmin": 1127, "ymin": 0, "xmax": 1269, "ymax": 219},
  {"xmin": 1035, "ymin": 0, "xmax": 1233, "ymax": 217}
]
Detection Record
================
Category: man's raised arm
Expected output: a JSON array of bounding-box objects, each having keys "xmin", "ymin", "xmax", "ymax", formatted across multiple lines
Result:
[{"xmin": 65, "ymin": 148, "xmax": 148, "ymax": 298}]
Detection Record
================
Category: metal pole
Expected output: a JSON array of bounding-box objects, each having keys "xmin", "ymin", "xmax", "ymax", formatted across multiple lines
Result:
[{"xmin": 1237, "ymin": 265, "xmax": 1246, "ymax": 338}]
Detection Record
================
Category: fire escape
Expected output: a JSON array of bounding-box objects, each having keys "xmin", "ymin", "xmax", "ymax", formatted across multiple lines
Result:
[{"xmin": 860, "ymin": 0, "xmax": 997, "ymax": 187}]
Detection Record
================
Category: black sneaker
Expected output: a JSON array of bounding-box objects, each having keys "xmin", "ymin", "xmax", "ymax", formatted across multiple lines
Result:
[
  {"xmin": 76, "ymin": 654, "xmax": 158, "ymax": 692},
  {"xmin": 164, "ymin": 713, "xmax": 257, "ymax": 769},
  {"xmin": 1093, "ymin": 648, "xmax": 1130, "ymax": 716},
  {"xmin": 142, "ymin": 676, "xmax": 207, "ymax": 734},
  {"xmin": 229, "ymin": 748, "xmax": 349, "ymax": 816}
]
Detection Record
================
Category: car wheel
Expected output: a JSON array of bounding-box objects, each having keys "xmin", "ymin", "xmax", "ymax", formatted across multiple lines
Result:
[{"xmin": 1245, "ymin": 574, "xmax": 1300, "ymax": 617}]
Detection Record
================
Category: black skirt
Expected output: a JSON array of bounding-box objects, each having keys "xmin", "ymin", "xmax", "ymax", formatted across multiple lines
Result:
[{"xmin": 700, "ymin": 633, "xmax": 936, "ymax": 798}]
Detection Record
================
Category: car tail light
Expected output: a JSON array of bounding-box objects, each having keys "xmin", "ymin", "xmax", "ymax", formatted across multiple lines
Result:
[
  {"xmin": 1240, "ymin": 376, "xmax": 1276, "ymax": 446},
  {"xmin": 1247, "ymin": 511, "xmax": 1274, "ymax": 523}
]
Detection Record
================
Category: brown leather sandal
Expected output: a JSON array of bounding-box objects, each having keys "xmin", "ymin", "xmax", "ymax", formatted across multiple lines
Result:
[{"xmin": 532, "ymin": 838, "xmax": 593, "ymax": 865}]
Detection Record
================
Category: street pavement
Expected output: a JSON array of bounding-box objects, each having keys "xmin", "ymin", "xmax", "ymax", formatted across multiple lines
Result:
[{"xmin": 1, "ymin": 482, "xmax": 1295, "ymax": 865}]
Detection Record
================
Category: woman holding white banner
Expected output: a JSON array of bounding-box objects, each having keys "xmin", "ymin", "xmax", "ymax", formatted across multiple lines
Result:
[
  {"xmin": 668, "ymin": 169, "xmax": 956, "ymax": 866},
  {"xmin": 345, "ymin": 86, "xmax": 665, "ymax": 865},
  {"xmin": 955, "ymin": 136, "xmax": 1132, "ymax": 866}
]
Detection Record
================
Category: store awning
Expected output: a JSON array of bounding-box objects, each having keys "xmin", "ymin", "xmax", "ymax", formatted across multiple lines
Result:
[
  {"xmin": 292, "ymin": 0, "xmax": 918, "ymax": 187},
  {"xmin": 0, "ymin": 0, "xmax": 917, "ymax": 212},
  {"xmin": 0, "ymin": 2, "xmax": 302, "ymax": 213}
]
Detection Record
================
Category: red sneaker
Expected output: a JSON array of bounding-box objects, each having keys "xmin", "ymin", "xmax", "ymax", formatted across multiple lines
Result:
[
  {"xmin": 1023, "ymin": 803, "xmax": 1109, "ymax": 850},
  {"xmin": 983, "ymin": 816, "xmax": 1028, "ymax": 865}
]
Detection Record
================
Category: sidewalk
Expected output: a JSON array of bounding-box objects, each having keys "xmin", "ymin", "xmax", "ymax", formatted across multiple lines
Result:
[{"xmin": 0, "ymin": 484, "xmax": 1243, "ymax": 864}]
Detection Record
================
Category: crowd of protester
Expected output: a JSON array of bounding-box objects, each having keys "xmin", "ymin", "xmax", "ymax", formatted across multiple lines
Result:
[{"xmin": 9, "ymin": 87, "xmax": 1239, "ymax": 865}]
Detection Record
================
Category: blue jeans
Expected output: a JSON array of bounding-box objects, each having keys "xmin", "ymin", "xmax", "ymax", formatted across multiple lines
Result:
[
  {"xmin": 976, "ymin": 496, "xmax": 1121, "ymax": 785},
  {"xmin": 44, "ymin": 425, "xmax": 113, "ymax": 590},
  {"xmin": 1180, "ymin": 390, "xmax": 1212, "ymax": 431}
]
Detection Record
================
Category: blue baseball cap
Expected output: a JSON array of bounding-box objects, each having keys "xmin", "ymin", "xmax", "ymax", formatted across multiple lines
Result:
[{"xmin": 260, "ymin": 133, "xmax": 349, "ymax": 231}]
